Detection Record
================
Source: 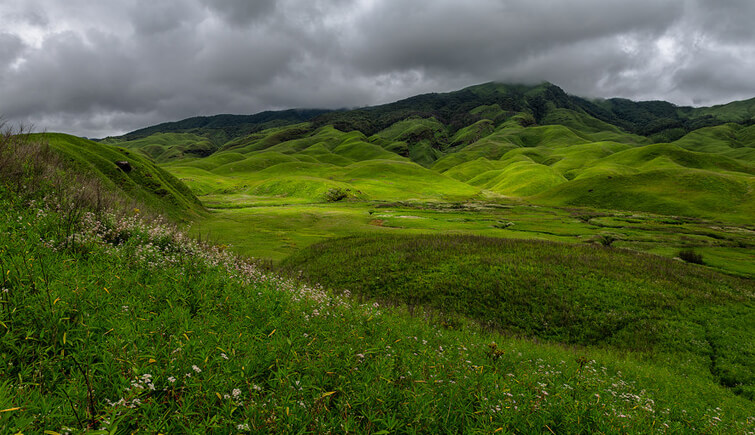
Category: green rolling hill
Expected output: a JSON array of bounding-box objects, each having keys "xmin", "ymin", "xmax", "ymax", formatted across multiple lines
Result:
[{"xmin": 99, "ymin": 82, "xmax": 755, "ymax": 221}]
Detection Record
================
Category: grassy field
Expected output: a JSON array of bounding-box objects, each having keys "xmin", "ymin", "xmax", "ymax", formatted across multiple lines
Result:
[
  {"xmin": 1, "ymin": 134, "xmax": 753, "ymax": 432},
  {"xmin": 282, "ymin": 234, "xmax": 755, "ymax": 399},
  {"xmin": 190, "ymin": 199, "xmax": 755, "ymax": 278}
]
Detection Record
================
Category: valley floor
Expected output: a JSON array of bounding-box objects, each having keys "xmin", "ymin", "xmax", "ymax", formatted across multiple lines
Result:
[{"xmin": 191, "ymin": 195, "xmax": 755, "ymax": 278}]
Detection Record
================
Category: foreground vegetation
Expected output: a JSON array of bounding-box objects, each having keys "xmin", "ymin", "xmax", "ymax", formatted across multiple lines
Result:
[
  {"xmin": 283, "ymin": 234, "xmax": 755, "ymax": 399},
  {"xmin": 2, "ymin": 122, "xmax": 754, "ymax": 432}
]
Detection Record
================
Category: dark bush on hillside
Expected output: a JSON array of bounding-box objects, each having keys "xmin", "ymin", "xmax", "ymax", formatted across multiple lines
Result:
[
  {"xmin": 678, "ymin": 249, "xmax": 704, "ymax": 264},
  {"xmin": 597, "ymin": 234, "xmax": 617, "ymax": 247},
  {"xmin": 325, "ymin": 187, "xmax": 348, "ymax": 202}
]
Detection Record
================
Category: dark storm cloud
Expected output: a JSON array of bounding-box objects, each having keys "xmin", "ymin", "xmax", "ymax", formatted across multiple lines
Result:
[
  {"xmin": 1, "ymin": 0, "xmax": 754, "ymax": 137},
  {"xmin": 199, "ymin": 0, "xmax": 277, "ymax": 27},
  {"xmin": 346, "ymin": 0, "xmax": 680, "ymax": 75},
  {"xmin": 0, "ymin": 33, "xmax": 25, "ymax": 68}
]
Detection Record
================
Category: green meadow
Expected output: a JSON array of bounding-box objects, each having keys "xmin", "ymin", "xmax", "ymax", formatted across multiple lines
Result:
[
  {"xmin": 2, "ymin": 82, "xmax": 754, "ymax": 432},
  {"xmin": 192, "ymin": 200, "xmax": 754, "ymax": 277}
]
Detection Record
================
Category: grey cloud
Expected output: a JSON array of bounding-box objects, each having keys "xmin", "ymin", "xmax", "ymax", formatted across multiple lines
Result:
[
  {"xmin": 127, "ymin": 0, "xmax": 202, "ymax": 36},
  {"xmin": 0, "ymin": 33, "xmax": 25, "ymax": 67},
  {"xmin": 200, "ymin": 0, "xmax": 277, "ymax": 26},
  {"xmin": 3, "ymin": 4, "xmax": 49, "ymax": 27},
  {"xmin": 671, "ymin": 47, "xmax": 755, "ymax": 105},
  {"xmin": 689, "ymin": 0, "xmax": 755, "ymax": 43},
  {"xmin": 1, "ymin": 0, "xmax": 754, "ymax": 137},
  {"xmin": 346, "ymin": 0, "xmax": 682, "ymax": 75}
]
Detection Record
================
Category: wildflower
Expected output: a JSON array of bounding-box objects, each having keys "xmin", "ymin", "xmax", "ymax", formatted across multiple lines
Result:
[
  {"xmin": 167, "ymin": 376, "xmax": 176, "ymax": 383},
  {"xmin": 232, "ymin": 388, "xmax": 242, "ymax": 398},
  {"xmin": 220, "ymin": 352, "xmax": 229, "ymax": 360},
  {"xmin": 192, "ymin": 365, "xmax": 202, "ymax": 373},
  {"xmin": 237, "ymin": 423, "xmax": 250, "ymax": 431}
]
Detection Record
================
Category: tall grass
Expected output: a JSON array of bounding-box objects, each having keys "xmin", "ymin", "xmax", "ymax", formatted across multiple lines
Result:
[
  {"xmin": 282, "ymin": 234, "xmax": 755, "ymax": 399},
  {"xmin": 0, "ymin": 123, "xmax": 143, "ymax": 224}
]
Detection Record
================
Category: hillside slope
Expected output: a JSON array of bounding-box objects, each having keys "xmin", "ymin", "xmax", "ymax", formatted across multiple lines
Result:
[
  {"xmin": 40, "ymin": 133, "xmax": 203, "ymax": 219},
  {"xmin": 103, "ymin": 82, "xmax": 755, "ymax": 221}
]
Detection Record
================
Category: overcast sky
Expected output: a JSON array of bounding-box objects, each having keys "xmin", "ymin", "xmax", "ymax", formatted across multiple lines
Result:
[{"xmin": 1, "ymin": 0, "xmax": 754, "ymax": 138}]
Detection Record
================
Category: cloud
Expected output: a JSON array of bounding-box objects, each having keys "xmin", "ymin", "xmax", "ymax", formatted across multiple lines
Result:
[
  {"xmin": 0, "ymin": 33, "xmax": 26, "ymax": 68},
  {"xmin": 0, "ymin": 0, "xmax": 754, "ymax": 137},
  {"xmin": 199, "ymin": 0, "xmax": 277, "ymax": 27}
]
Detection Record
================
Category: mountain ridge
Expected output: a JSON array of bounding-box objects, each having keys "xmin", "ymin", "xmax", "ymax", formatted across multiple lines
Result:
[
  {"xmin": 111, "ymin": 81, "xmax": 755, "ymax": 142},
  {"xmin": 101, "ymin": 81, "xmax": 755, "ymax": 222}
]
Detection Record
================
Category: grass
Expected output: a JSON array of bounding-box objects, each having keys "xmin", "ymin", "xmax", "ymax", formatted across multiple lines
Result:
[
  {"xmin": 190, "ymin": 200, "xmax": 755, "ymax": 279},
  {"xmin": 101, "ymin": 132, "xmax": 217, "ymax": 163},
  {"xmin": 1, "ymin": 135, "xmax": 753, "ymax": 432},
  {"xmin": 40, "ymin": 133, "xmax": 204, "ymax": 220},
  {"xmin": 536, "ymin": 169, "xmax": 754, "ymax": 223},
  {"xmin": 282, "ymin": 234, "xmax": 755, "ymax": 398},
  {"xmin": 100, "ymin": 103, "xmax": 755, "ymax": 222}
]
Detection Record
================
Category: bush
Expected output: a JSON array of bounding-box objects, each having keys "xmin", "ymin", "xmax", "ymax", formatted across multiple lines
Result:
[
  {"xmin": 325, "ymin": 187, "xmax": 348, "ymax": 202},
  {"xmin": 597, "ymin": 234, "xmax": 617, "ymax": 247},
  {"xmin": 678, "ymin": 249, "xmax": 704, "ymax": 264}
]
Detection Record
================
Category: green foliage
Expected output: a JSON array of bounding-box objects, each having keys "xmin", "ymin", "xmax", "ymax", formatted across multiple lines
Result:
[
  {"xmin": 1, "ymin": 177, "xmax": 754, "ymax": 432},
  {"xmin": 678, "ymin": 249, "xmax": 704, "ymax": 264},
  {"xmin": 30, "ymin": 133, "xmax": 204, "ymax": 220},
  {"xmin": 325, "ymin": 187, "xmax": 348, "ymax": 202},
  {"xmin": 596, "ymin": 234, "xmax": 617, "ymax": 247},
  {"xmin": 282, "ymin": 234, "xmax": 755, "ymax": 399}
]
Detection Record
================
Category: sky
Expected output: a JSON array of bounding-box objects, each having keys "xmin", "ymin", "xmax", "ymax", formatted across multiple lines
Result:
[{"xmin": 1, "ymin": 0, "xmax": 755, "ymax": 138}]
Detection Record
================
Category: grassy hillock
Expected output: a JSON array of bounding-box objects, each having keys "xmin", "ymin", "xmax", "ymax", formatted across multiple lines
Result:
[
  {"xmin": 102, "ymin": 132, "xmax": 218, "ymax": 162},
  {"xmin": 163, "ymin": 124, "xmax": 478, "ymax": 202},
  {"xmin": 687, "ymin": 98, "xmax": 755, "ymax": 123},
  {"xmin": 535, "ymin": 168, "xmax": 754, "ymax": 222},
  {"xmin": 2, "ymin": 131, "xmax": 754, "ymax": 433},
  {"xmin": 106, "ymin": 109, "xmax": 331, "ymax": 142},
  {"xmin": 40, "ymin": 133, "xmax": 203, "ymax": 219}
]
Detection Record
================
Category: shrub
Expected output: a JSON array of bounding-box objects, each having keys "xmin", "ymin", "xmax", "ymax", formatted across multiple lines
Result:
[
  {"xmin": 597, "ymin": 234, "xmax": 617, "ymax": 247},
  {"xmin": 678, "ymin": 249, "xmax": 704, "ymax": 264},
  {"xmin": 325, "ymin": 187, "xmax": 348, "ymax": 202}
]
